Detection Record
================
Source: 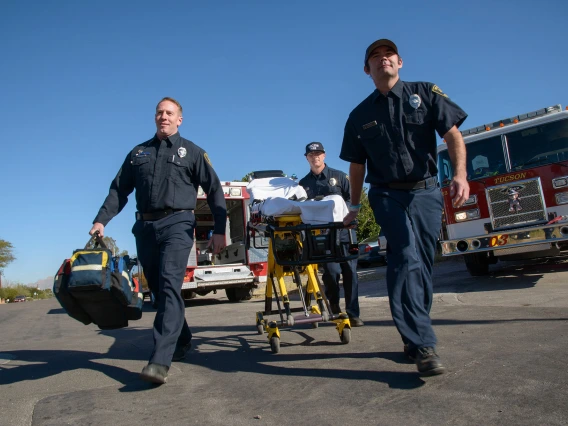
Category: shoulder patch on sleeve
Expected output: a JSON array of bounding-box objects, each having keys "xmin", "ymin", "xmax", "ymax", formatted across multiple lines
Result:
[
  {"xmin": 345, "ymin": 174, "xmax": 349, "ymax": 181},
  {"xmin": 204, "ymin": 152, "xmax": 212, "ymax": 166},
  {"xmin": 432, "ymin": 84, "xmax": 448, "ymax": 98}
]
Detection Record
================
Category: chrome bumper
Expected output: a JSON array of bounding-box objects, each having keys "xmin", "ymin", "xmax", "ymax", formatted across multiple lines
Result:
[{"xmin": 441, "ymin": 221, "xmax": 568, "ymax": 256}]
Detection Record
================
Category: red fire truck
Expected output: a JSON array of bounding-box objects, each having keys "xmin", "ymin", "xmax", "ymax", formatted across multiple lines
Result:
[
  {"xmin": 180, "ymin": 181, "xmax": 268, "ymax": 301},
  {"xmin": 437, "ymin": 104, "xmax": 568, "ymax": 276}
]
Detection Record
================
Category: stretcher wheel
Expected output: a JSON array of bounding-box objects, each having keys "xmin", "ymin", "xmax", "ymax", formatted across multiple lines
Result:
[
  {"xmin": 256, "ymin": 323, "xmax": 264, "ymax": 335},
  {"xmin": 311, "ymin": 322, "xmax": 319, "ymax": 328},
  {"xmin": 322, "ymin": 311, "xmax": 329, "ymax": 322},
  {"xmin": 287, "ymin": 316, "xmax": 295, "ymax": 327},
  {"xmin": 340, "ymin": 328, "xmax": 351, "ymax": 344},
  {"xmin": 270, "ymin": 336, "xmax": 280, "ymax": 353}
]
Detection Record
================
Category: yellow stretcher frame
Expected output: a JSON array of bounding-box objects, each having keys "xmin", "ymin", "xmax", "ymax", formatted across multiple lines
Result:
[{"xmin": 249, "ymin": 215, "xmax": 356, "ymax": 353}]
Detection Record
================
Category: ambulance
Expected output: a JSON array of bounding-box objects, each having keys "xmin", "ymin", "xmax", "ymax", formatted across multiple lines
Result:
[{"xmin": 181, "ymin": 181, "xmax": 268, "ymax": 301}]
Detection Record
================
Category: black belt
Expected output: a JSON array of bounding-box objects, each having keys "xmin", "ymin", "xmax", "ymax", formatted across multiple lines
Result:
[
  {"xmin": 135, "ymin": 209, "xmax": 190, "ymax": 221},
  {"xmin": 372, "ymin": 176, "xmax": 438, "ymax": 190}
]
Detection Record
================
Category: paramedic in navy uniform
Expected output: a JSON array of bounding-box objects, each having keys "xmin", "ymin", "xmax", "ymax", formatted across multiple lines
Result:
[
  {"xmin": 341, "ymin": 39, "xmax": 469, "ymax": 376},
  {"xmin": 90, "ymin": 97, "xmax": 227, "ymax": 384},
  {"xmin": 299, "ymin": 142, "xmax": 363, "ymax": 327}
]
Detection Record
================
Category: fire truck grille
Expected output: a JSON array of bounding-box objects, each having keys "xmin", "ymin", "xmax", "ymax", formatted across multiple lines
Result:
[{"xmin": 486, "ymin": 178, "xmax": 547, "ymax": 230}]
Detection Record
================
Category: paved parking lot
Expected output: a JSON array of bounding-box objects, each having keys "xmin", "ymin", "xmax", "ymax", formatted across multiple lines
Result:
[{"xmin": 1, "ymin": 257, "xmax": 567, "ymax": 426}]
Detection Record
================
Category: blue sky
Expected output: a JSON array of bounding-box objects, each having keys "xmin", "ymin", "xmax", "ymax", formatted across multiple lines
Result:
[{"xmin": 2, "ymin": 0, "xmax": 567, "ymax": 286}]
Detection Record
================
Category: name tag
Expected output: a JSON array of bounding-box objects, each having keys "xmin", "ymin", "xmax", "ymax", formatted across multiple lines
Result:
[{"xmin": 362, "ymin": 121, "xmax": 378, "ymax": 130}]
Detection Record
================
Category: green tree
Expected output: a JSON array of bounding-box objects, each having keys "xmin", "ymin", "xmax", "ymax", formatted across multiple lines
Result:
[
  {"xmin": 0, "ymin": 238, "xmax": 16, "ymax": 275},
  {"xmin": 1, "ymin": 286, "xmax": 19, "ymax": 302},
  {"xmin": 355, "ymin": 188, "xmax": 381, "ymax": 242},
  {"xmin": 0, "ymin": 285, "xmax": 53, "ymax": 302},
  {"xmin": 27, "ymin": 288, "xmax": 49, "ymax": 300}
]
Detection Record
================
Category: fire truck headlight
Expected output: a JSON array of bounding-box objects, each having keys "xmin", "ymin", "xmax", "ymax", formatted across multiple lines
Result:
[
  {"xmin": 553, "ymin": 177, "xmax": 568, "ymax": 188},
  {"xmin": 555, "ymin": 192, "xmax": 568, "ymax": 205},
  {"xmin": 455, "ymin": 209, "xmax": 480, "ymax": 222},
  {"xmin": 229, "ymin": 188, "xmax": 242, "ymax": 197},
  {"xmin": 464, "ymin": 195, "xmax": 478, "ymax": 206}
]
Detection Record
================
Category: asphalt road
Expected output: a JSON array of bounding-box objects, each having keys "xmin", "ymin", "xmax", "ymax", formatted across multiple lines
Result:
[{"xmin": 1, "ymin": 256, "xmax": 567, "ymax": 426}]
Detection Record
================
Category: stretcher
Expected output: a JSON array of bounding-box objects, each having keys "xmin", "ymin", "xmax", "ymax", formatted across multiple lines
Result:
[{"xmin": 246, "ymin": 178, "xmax": 358, "ymax": 353}]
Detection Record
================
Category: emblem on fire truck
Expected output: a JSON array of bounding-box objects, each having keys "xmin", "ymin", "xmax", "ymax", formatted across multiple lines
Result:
[{"xmin": 500, "ymin": 185, "xmax": 525, "ymax": 213}]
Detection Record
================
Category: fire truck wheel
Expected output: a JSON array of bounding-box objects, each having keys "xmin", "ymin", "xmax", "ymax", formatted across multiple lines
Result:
[
  {"xmin": 463, "ymin": 252, "xmax": 490, "ymax": 276},
  {"xmin": 225, "ymin": 287, "xmax": 253, "ymax": 302}
]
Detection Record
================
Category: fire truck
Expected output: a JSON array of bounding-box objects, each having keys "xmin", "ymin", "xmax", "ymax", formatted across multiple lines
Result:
[
  {"xmin": 437, "ymin": 104, "xmax": 568, "ymax": 276},
  {"xmin": 180, "ymin": 181, "xmax": 268, "ymax": 301}
]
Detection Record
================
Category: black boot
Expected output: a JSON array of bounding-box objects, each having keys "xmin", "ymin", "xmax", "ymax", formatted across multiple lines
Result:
[
  {"xmin": 348, "ymin": 316, "xmax": 364, "ymax": 327},
  {"xmin": 140, "ymin": 363, "xmax": 169, "ymax": 384},
  {"xmin": 415, "ymin": 347, "xmax": 445, "ymax": 376}
]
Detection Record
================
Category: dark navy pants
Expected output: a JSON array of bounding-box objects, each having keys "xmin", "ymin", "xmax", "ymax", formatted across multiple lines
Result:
[
  {"xmin": 132, "ymin": 210, "xmax": 195, "ymax": 367},
  {"xmin": 368, "ymin": 185, "xmax": 443, "ymax": 350},
  {"xmin": 322, "ymin": 229, "xmax": 360, "ymax": 318}
]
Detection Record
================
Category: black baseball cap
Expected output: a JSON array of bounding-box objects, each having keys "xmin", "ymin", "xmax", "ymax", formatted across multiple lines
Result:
[
  {"xmin": 364, "ymin": 39, "xmax": 399, "ymax": 65},
  {"xmin": 305, "ymin": 142, "xmax": 325, "ymax": 155}
]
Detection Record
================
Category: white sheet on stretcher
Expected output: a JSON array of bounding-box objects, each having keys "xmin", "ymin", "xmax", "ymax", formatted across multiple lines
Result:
[
  {"xmin": 246, "ymin": 177, "xmax": 307, "ymax": 201},
  {"xmin": 255, "ymin": 194, "xmax": 349, "ymax": 225}
]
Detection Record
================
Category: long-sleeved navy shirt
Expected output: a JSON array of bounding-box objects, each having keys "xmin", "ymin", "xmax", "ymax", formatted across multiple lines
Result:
[
  {"xmin": 299, "ymin": 164, "xmax": 353, "ymax": 242},
  {"xmin": 93, "ymin": 132, "xmax": 227, "ymax": 234},
  {"xmin": 299, "ymin": 164, "xmax": 350, "ymax": 202}
]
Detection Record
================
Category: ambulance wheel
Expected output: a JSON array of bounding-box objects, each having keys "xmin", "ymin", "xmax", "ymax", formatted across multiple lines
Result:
[
  {"xmin": 340, "ymin": 328, "xmax": 351, "ymax": 344},
  {"xmin": 181, "ymin": 290, "xmax": 196, "ymax": 300},
  {"xmin": 270, "ymin": 336, "xmax": 280, "ymax": 353},
  {"xmin": 226, "ymin": 287, "xmax": 253, "ymax": 302}
]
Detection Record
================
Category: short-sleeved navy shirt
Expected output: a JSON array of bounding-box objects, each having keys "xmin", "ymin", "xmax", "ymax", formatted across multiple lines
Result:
[
  {"xmin": 340, "ymin": 79, "xmax": 467, "ymax": 185},
  {"xmin": 94, "ymin": 132, "xmax": 227, "ymax": 234}
]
